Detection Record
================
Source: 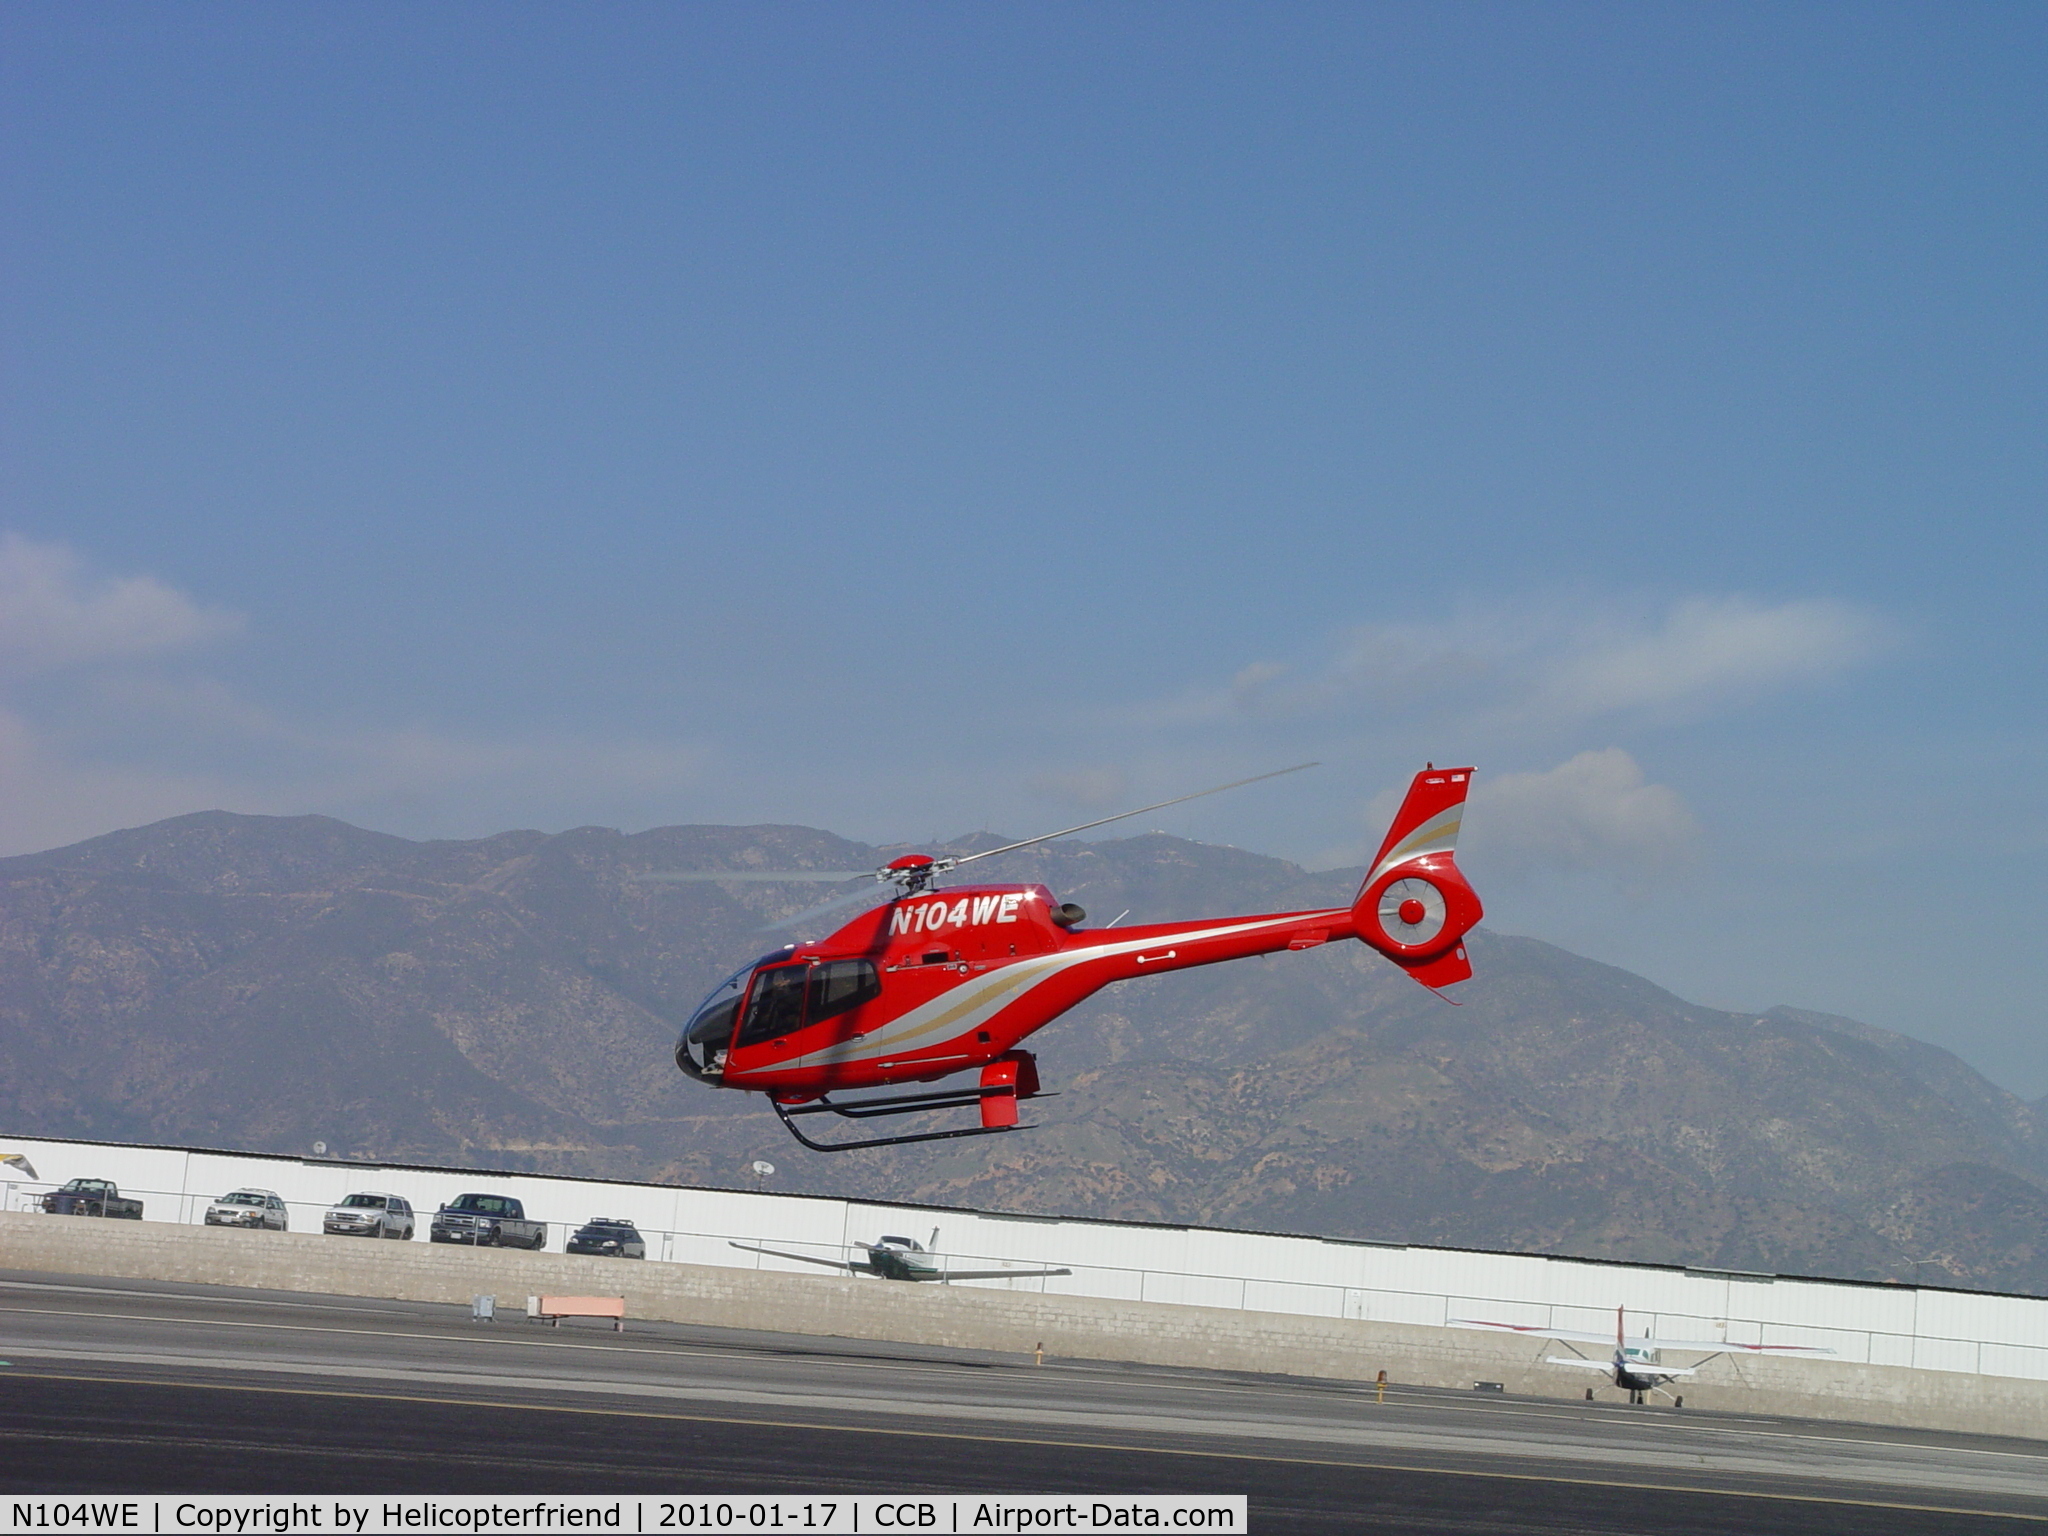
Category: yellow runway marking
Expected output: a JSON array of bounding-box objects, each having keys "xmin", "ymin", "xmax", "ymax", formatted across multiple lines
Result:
[{"xmin": 5, "ymin": 1368, "xmax": 2044, "ymax": 1524}]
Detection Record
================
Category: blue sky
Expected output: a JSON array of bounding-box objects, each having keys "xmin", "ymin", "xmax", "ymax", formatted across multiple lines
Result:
[{"xmin": 4, "ymin": 4, "xmax": 2044, "ymax": 1092}]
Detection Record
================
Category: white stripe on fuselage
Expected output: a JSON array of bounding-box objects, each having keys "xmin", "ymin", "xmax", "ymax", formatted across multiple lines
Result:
[{"xmin": 765, "ymin": 908, "xmax": 1348, "ymax": 1076}]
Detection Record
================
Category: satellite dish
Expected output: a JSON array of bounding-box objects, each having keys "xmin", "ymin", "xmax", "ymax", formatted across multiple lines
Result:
[
  {"xmin": 312, "ymin": 1141, "xmax": 328, "ymax": 1156},
  {"xmin": 751, "ymin": 1160, "xmax": 776, "ymax": 1177}
]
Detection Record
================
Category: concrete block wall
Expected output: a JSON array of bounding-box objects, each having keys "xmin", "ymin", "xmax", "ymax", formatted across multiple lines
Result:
[
  {"xmin": 7, "ymin": 1131, "xmax": 2045, "ymax": 1389},
  {"xmin": 3, "ymin": 1211, "xmax": 2044, "ymax": 1442}
]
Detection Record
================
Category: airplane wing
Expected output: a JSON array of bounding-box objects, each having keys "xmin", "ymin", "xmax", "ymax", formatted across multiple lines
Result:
[
  {"xmin": 1455, "ymin": 1318, "xmax": 1833, "ymax": 1357},
  {"xmin": 1452, "ymin": 1320, "xmax": 1619, "ymax": 1347},
  {"xmin": 728, "ymin": 1240, "xmax": 875, "ymax": 1275},
  {"xmin": 930, "ymin": 1267, "xmax": 1074, "ymax": 1282},
  {"xmin": 1539, "ymin": 1356, "xmax": 1618, "ymax": 1372},
  {"xmin": 1635, "ymin": 1337, "xmax": 1834, "ymax": 1355}
]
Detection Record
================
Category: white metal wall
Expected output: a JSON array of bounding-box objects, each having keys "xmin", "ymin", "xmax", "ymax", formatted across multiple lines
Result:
[{"xmin": 4, "ymin": 1131, "xmax": 2043, "ymax": 1382}]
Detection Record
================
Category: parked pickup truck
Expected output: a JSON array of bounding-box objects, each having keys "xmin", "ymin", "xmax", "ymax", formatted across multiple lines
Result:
[
  {"xmin": 430, "ymin": 1193, "xmax": 545, "ymax": 1249},
  {"xmin": 41, "ymin": 1178, "xmax": 143, "ymax": 1219}
]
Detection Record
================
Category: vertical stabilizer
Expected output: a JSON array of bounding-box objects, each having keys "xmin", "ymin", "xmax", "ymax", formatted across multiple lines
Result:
[{"xmin": 1352, "ymin": 766, "xmax": 1483, "ymax": 989}]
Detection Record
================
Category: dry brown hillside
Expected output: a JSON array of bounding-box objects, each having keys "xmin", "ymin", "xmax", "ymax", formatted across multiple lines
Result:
[{"xmin": 2, "ymin": 811, "xmax": 2042, "ymax": 1292}]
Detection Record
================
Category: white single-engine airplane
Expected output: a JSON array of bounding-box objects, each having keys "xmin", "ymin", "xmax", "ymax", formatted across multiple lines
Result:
[
  {"xmin": 1452, "ymin": 1306, "xmax": 1834, "ymax": 1404},
  {"xmin": 730, "ymin": 1229, "xmax": 1072, "ymax": 1285}
]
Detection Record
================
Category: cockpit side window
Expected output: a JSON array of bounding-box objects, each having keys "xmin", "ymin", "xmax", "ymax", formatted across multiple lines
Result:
[
  {"xmin": 737, "ymin": 964, "xmax": 807, "ymax": 1046},
  {"xmin": 684, "ymin": 992, "xmax": 743, "ymax": 1045},
  {"xmin": 683, "ymin": 955, "xmax": 779, "ymax": 1046},
  {"xmin": 806, "ymin": 959, "xmax": 880, "ymax": 1022}
]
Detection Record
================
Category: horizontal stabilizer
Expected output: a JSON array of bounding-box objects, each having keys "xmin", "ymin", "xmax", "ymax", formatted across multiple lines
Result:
[
  {"xmin": 1547, "ymin": 1357, "xmax": 1697, "ymax": 1378},
  {"xmin": 1538, "ymin": 1354, "xmax": 1697, "ymax": 1379}
]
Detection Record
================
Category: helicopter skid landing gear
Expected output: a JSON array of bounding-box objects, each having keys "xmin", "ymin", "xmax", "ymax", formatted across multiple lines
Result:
[
  {"xmin": 771, "ymin": 1086, "xmax": 1048, "ymax": 1152},
  {"xmin": 771, "ymin": 1053, "xmax": 1048, "ymax": 1152}
]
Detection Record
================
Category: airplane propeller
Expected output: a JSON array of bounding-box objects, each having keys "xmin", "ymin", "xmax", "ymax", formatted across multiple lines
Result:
[{"xmin": 635, "ymin": 761, "xmax": 1320, "ymax": 931}]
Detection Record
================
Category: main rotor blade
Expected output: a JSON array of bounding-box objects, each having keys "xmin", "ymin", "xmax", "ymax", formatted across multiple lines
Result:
[
  {"xmin": 633, "ymin": 870, "xmax": 876, "ymax": 883},
  {"xmin": 944, "ymin": 761, "xmax": 1320, "ymax": 873},
  {"xmin": 636, "ymin": 760, "xmax": 1318, "ymax": 892},
  {"xmin": 759, "ymin": 883, "xmax": 894, "ymax": 933}
]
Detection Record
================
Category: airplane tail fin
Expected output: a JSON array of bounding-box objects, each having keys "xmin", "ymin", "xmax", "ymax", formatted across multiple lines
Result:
[{"xmin": 1351, "ymin": 765, "xmax": 1483, "ymax": 990}]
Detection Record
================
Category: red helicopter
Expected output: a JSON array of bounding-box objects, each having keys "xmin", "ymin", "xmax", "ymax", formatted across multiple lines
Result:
[{"xmin": 666, "ymin": 763, "xmax": 1481, "ymax": 1151}]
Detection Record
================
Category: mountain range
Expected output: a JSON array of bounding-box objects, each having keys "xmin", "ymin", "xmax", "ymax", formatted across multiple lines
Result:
[{"xmin": 2, "ymin": 810, "xmax": 2042, "ymax": 1293}]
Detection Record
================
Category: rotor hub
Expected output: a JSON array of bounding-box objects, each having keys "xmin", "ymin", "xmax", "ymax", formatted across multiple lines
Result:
[{"xmin": 885, "ymin": 852, "xmax": 944, "ymax": 895}]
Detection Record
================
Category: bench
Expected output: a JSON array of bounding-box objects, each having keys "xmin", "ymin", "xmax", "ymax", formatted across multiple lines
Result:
[{"xmin": 527, "ymin": 1295, "xmax": 626, "ymax": 1331}]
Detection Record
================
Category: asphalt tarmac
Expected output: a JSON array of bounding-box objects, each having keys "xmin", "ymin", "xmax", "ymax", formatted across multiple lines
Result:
[{"xmin": 0, "ymin": 1269, "xmax": 2042, "ymax": 1533}]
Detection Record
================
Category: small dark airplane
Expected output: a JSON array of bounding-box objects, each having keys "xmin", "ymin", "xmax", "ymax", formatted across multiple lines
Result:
[
  {"xmin": 663, "ymin": 763, "xmax": 1481, "ymax": 1150},
  {"xmin": 729, "ymin": 1230, "xmax": 1072, "ymax": 1284}
]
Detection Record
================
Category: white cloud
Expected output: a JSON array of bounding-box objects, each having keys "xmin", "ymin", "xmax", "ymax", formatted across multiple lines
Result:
[
  {"xmin": 1466, "ymin": 749, "xmax": 1700, "ymax": 880},
  {"xmin": 1141, "ymin": 593, "xmax": 1885, "ymax": 735},
  {"xmin": 1530, "ymin": 596, "xmax": 1882, "ymax": 724},
  {"xmin": 0, "ymin": 535, "xmax": 240, "ymax": 675},
  {"xmin": 0, "ymin": 533, "xmax": 711, "ymax": 856}
]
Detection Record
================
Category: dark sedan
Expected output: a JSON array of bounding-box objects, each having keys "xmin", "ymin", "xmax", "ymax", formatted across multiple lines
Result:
[{"xmin": 566, "ymin": 1218, "xmax": 646, "ymax": 1259}]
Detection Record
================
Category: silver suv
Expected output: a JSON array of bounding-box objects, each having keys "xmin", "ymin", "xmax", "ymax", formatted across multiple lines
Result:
[
  {"xmin": 205, "ymin": 1189, "xmax": 288, "ymax": 1230},
  {"xmin": 323, "ymin": 1191, "xmax": 415, "ymax": 1239}
]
